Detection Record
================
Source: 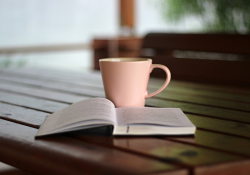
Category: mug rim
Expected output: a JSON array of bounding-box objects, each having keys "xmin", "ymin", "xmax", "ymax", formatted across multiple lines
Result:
[{"xmin": 99, "ymin": 58, "xmax": 151, "ymax": 62}]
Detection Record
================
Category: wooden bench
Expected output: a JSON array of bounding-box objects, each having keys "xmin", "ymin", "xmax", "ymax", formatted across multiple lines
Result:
[{"xmin": 140, "ymin": 33, "xmax": 250, "ymax": 88}]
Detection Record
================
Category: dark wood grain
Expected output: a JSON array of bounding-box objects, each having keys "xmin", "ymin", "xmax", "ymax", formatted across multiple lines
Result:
[
  {"xmin": 74, "ymin": 135, "xmax": 250, "ymax": 175},
  {"xmin": 186, "ymin": 114, "xmax": 250, "ymax": 139},
  {"xmin": 168, "ymin": 80, "xmax": 250, "ymax": 95},
  {"xmin": 146, "ymin": 98, "xmax": 250, "ymax": 123},
  {"xmin": 150, "ymin": 80, "xmax": 250, "ymax": 104},
  {"xmin": 0, "ymin": 119, "xmax": 185, "ymax": 175},
  {"xmin": 142, "ymin": 33, "xmax": 250, "ymax": 55},
  {"xmin": 166, "ymin": 130, "xmax": 250, "ymax": 157},
  {"xmin": 153, "ymin": 89, "xmax": 250, "ymax": 112},
  {"xmin": 150, "ymin": 79, "xmax": 250, "ymax": 103}
]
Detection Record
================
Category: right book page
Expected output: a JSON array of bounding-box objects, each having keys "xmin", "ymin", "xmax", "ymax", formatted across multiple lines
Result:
[
  {"xmin": 114, "ymin": 107, "xmax": 195, "ymax": 135},
  {"xmin": 115, "ymin": 107, "xmax": 194, "ymax": 127}
]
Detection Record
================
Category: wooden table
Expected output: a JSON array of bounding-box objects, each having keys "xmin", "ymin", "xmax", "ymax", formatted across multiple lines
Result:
[{"xmin": 0, "ymin": 68, "xmax": 250, "ymax": 175}]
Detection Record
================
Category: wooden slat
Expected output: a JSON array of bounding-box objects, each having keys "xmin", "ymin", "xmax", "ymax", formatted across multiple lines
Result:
[
  {"xmin": 153, "ymin": 89, "xmax": 250, "ymax": 112},
  {"xmin": 0, "ymin": 75, "xmax": 105, "ymax": 97},
  {"xmin": 146, "ymin": 98, "xmax": 250, "ymax": 123},
  {"xmin": 0, "ymin": 119, "xmax": 184, "ymax": 175},
  {"xmin": 0, "ymin": 103, "xmax": 47, "ymax": 128},
  {"xmin": 0, "ymin": 83, "xmax": 88, "ymax": 104},
  {"xmin": 142, "ymin": 33, "xmax": 250, "ymax": 55},
  {"xmin": 194, "ymin": 161, "xmax": 250, "ymax": 175},
  {"xmin": 0, "ymin": 70, "xmax": 104, "ymax": 89},
  {"xmin": 187, "ymin": 114, "xmax": 250, "ymax": 139},
  {"xmin": 150, "ymin": 79, "xmax": 250, "ymax": 103},
  {"xmin": 166, "ymin": 130, "xmax": 250, "ymax": 157},
  {"xmin": 0, "ymin": 91, "xmax": 68, "ymax": 113},
  {"xmin": 169, "ymin": 80, "xmax": 250, "ymax": 95}
]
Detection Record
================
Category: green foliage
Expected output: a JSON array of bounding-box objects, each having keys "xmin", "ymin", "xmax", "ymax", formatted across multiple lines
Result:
[
  {"xmin": 1, "ymin": 58, "xmax": 12, "ymax": 68},
  {"xmin": 158, "ymin": 0, "xmax": 250, "ymax": 33},
  {"xmin": 0, "ymin": 56, "xmax": 28, "ymax": 68}
]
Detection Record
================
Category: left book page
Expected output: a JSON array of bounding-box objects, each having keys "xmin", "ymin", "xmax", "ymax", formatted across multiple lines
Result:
[{"xmin": 36, "ymin": 98, "xmax": 116, "ymax": 137}]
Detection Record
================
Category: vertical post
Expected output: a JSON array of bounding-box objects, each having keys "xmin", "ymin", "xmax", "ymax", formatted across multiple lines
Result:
[{"xmin": 119, "ymin": 0, "xmax": 135, "ymax": 36}]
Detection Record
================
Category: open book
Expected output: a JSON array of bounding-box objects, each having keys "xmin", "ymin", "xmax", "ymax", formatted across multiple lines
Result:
[{"xmin": 36, "ymin": 98, "xmax": 196, "ymax": 137}]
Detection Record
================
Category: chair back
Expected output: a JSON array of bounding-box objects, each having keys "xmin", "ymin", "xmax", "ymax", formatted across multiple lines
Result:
[{"xmin": 141, "ymin": 33, "xmax": 250, "ymax": 87}]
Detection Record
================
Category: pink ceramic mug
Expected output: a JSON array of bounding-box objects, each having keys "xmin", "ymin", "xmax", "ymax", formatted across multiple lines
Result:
[{"xmin": 99, "ymin": 58, "xmax": 171, "ymax": 107}]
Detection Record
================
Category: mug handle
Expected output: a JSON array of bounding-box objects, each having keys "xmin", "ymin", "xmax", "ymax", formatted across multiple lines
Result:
[{"xmin": 145, "ymin": 64, "xmax": 171, "ymax": 98}]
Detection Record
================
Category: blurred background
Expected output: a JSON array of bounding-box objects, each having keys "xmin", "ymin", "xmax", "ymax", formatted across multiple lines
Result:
[{"xmin": 0, "ymin": 0, "xmax": 249, "ymax": 72}]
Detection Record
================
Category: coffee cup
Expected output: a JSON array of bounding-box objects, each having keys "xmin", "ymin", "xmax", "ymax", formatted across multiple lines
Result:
[{"xmin": 99, "ymin": 58, "xmax": 171, "ymax": 107}]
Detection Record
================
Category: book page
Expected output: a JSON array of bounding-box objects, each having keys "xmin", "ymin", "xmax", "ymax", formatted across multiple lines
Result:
[
  {"xmin": 115, "ymin": 107, "xmax": 193, "ymax": 127},
  {"xmin": 37, "ymin": 98, "xmax": 116, "ymax": 136}
]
